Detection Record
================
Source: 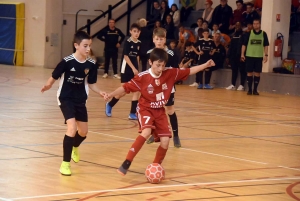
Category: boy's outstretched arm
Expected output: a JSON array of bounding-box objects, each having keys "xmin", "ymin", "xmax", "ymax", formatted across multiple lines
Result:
[
  {"xmin": 189, "ymin": 59, "xmax": 215, "ymax": 75},
  {"xmin": 88, "ymin": 83, "xmax": 107, "ymax": 97},
  {"xmin": 104, "ymin": 86, "xmax": 126, "ymax": 101},
  {"xmin": 41, "ymin": 77, "xmax": 56, "ymax": 93}
]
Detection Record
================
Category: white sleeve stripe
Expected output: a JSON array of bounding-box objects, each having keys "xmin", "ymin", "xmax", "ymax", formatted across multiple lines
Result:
[
  {"xmin": 131, "ymin": 79, "xmax": 141, "ymax": 90},
  {"xmin": 175, "ymin": 69, "xmax": 179, "ymax": 80},
  {"xmin": 147, "ymin": 49, "xmax": 153, "ymax": 54}
]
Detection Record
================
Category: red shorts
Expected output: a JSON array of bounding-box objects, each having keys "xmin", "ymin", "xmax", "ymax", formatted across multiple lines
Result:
[{"xmin": 137, "ymin": 106, "xmax": 172, "ymax": 142}]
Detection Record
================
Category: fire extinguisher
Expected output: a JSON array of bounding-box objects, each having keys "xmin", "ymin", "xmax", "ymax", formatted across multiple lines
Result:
[{"xmin": 274, "ymin": 33, "xmax": 284, "ymax": 59}]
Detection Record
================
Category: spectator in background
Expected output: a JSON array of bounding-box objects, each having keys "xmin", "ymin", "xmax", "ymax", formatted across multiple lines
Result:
[
  {"xmin": 202, "ymin": 0, "xmax": 214, "ymax": 24},
  {"xmin": 165, "ymin": 15, "xmax": 176, "ymax": 44},
  {"xmin": 153, "ymin": 20, "xmax": 162, "ymax": 31},
  {"xmin": 229, "ymin": 0, "xmax": 245, "ymax": 33},
  {"xmin": 241, "ymin": 19, "xmax": 269, "ymax": 95},
  {"xmin": 226, "ymin": 22, "xmax": 246, "ymax": 91},
  {"xmin": 180, "ymin": 0, "xmax": 197, "ymax": 22},
  {"xmin": 148, "ymin": 1, "xmax": 161, "ymax": 25},
  {"xmin": 138, "ymin": 18, "xmax": 152, "ymax": 71},
  {"xmin": 242, "ymin": 3, "xmax": 260, "ymax": 27},
  {"xmin": 211, "ymin": 0, "xmax": 233, "ymax": 34},
  {"xmin": 170, "ymin": 4, "xmax": 181, "ymax": 27},
  {"xmin": 168, "ymin": 40, "xmax": 181, "ymax": 67},
  {"xmin": 193, "ymin": 29, "xmax": 216, "ymax": 89},
  {"xmin": 243, "ymin": 21, "xmax": 253, "ymax": 32},
  {"xmin": 97, "ymin": 18, "xmax": 125, "ymax": 79},
  {"xmin": 177, "ymin": 24, "xmax": 196, "ymax": 57},
  {"xmin": 179, "ymin": 41, "xmax": 195, "ymax": 68},
  {"xmin": 202, "ymin": 20, "xmax": 212, "ymax": 36},
  {"xmin": 212, "ymin": 32, "xmax": 226, "ymax": 70},
  {"xmin": 212, "ymin": 23, "xmax": 221, "ymax": 36},
  {"xmin": 160, "ymin": 0, "xmax": 170, "ymax": 24},
  {"xmin": 194, "ymin": 18, "xmax": 204, "ymax": 37},
  {"xmin": 189, "ymin": 28, "xmax": 204, "ymax": 87},
  {"xmin": 253, "ymin": 0, "xmax": 262, "ymax": 16}
]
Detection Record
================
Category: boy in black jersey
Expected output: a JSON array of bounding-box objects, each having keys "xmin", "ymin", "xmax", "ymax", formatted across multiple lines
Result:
[
  {"xmin": 41, "ymin": 31, "xmax": 106, "ymax": 176},
  {"xmin": 146, "ymin": 28, "xmax": 181, "ymax": 148},
  {"xmin": 105, "ymin": 23, "xmax": 141, "ymax": 120},
  {"xmin": 179, "ymin": 41, "xmax": 194, "ymax": 68},
  {"xmin": 193, "ymin": 29, "xmax": 216, "ymax": 89}
]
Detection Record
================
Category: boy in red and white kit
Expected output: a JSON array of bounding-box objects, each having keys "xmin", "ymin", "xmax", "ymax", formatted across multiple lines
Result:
[{"xmin": 104, "ymin": 48, "xmax": 215, "ymax": 175}]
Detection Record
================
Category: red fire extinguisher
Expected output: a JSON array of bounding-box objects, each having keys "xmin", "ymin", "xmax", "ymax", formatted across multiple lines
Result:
[{"xmin": 274, "ymin": 33, "xmax": 284, "ymax": 59}]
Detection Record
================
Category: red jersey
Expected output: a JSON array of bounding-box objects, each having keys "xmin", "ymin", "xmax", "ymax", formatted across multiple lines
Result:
[{"xmin": 123, "ymin": 67, "xmax": 190, "ymax": 109}]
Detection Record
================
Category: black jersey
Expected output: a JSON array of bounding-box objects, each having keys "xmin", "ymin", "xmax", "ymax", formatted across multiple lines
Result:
[
  {"xmin": 52, "ymin": 54, "xmax": 98, "ymax": 105},
  {"xmin": 147, "ymin": 47, "xmax": 178, "ymax": 68},
  {"xmin": 182, "ymin": 49, "xmax": 194, "ymax": 64},
  {"xmin": 97, "ymin": 27, "xmax": 125, "ymax": 51},
  {"xmin": 120, "ymin": 37, "xmax": 141, "ymax": 74},
  {"xmin": 194, "ymin": 38, "xmax": 216, "ymax": 63},
  {"xmin": 212, "ymin": 43, "xmax": 226, "ymax": 68}
]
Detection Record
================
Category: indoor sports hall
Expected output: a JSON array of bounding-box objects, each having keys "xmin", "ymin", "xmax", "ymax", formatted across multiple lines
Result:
[{"xmin": 0, "ymin": 0, "xmax": 299, "ymax": 200}]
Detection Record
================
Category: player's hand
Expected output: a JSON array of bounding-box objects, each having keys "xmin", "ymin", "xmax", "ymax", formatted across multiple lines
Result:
[
  {"xmin": 263, "ymin": 56, "xmax": 268, "ymax": 63},
  {"xmin": 41, "ymin": 85, "xmax": 51, "ymax": 93},
  {"xmin": 179, "ymin": 63, "xmax": 183, "ymax": 68},
  {"xmin": 241, "ymin": 55, "xmax": 246, "ymax": 62},
  {"xmin": 99, "ymin": 91, "xmax": 107, "ymax": 97},
  {"xmin": 132, "ymin": 68, "xmax": 139, "ymax": 75},
  {"xmin": 183, "ymin": 63, "xmax": 189, "ymax": 68},
  {"xmin": 116, "ymin": 43, "xmax": 121, "ymax": 48},
  {"xmin": 200, "ymin": 51, "xmax": 204, "ymax": 55},
  {"xmin": 104, "ymin": 94, "xmax": 111, "ymax": 101},
  {"xmin": 206, "ymin": 59, "xmax": 215, "ymax": 67}
]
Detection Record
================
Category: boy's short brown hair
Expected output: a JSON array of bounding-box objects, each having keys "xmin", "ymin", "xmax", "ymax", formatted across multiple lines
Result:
[
  {"xmin": 153, "ymin": 27, "xmax": 166, "ymax": 38},
  {"xmin": 149, "ymin": 48, "xmax": 168, "ymax": 63},
  {"xmin": 73, "ymin": 31, "xmax": 91, "ymax": 45}
]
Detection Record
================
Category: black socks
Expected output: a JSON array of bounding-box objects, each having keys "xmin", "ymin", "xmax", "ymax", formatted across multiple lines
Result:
[
  {"xmin": 73, "ymin": 131, "xmax": 86, "ymax": 147},
  {"xmin": 168, "ymin": 112, "xmax": 178, "ymax": 137},
  {"xmin": 109, "ymin": 97, "xmax": 119, "ymax": 107},
  {"xmin": 130, "ymin": 100, "xmax": 138, "ymax": 114},
  {"xmin": 253, "ymin": 76, "xmax": 260, "ymax": 92},
  {"xmin": 247, "ymin": 76, "xmax": 253, "ymax": 92},
  {"xmin": 63, "ymin": 135, "xmax": 74, "ymax": 162}
]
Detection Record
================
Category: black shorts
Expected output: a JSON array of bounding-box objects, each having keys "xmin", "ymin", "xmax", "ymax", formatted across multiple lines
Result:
[
  {"xmin": 246, "ymin": 57, "xmax": 263, "ymax": 73},
  {"xmin": 165, "ymin": 92, "xmax": 175, "ymax": 106},
  {"xmin": 59, "ymin": 101, "xmax": 88, "ymax": 122},
  {"xmin": 121, "ymin": 71, "xmax": 135, "ymax": 83}
]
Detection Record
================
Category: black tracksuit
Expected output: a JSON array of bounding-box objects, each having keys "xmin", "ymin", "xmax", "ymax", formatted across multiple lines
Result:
[{"xmin": 97, "ymin": 27, "xmax": 125, "ymax": 74}]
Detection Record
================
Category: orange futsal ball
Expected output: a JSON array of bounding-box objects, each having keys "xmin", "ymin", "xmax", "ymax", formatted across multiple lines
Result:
[{"xmin": 145, "ymin": 163, "xmax": 165, "ymax": 184}]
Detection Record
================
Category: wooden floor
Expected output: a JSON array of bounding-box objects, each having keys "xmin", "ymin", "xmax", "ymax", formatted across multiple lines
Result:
[{"xmin": 0, "ymin": 65, "xmax": 300, "ymax": 201}]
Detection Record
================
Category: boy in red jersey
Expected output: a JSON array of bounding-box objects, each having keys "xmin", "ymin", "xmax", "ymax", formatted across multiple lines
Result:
[{"xmin": 104, "ymin": 48, "xmax": 215, "ymax": 175}]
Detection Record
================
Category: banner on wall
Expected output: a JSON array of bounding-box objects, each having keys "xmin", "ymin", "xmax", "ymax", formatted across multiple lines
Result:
[{"xmin": 0, "ymin": 3, "xmax": 25, "ymax": 66}]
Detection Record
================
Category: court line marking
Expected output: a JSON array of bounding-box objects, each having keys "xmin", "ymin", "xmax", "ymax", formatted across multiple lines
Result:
[
  {"xmin": 278, "ymin": 166, "xmax": 300, "ymax": 172},
  {"xmin": 102, "ymin": 98, "xmax": 300, "ymax": 129},
  {"xmin": 0, "ymin": 198, "xmax": 11, "ymax": 201},
  {"xmin": 175, "ymin": 108, "xmax": 300, "ymax": 129},
  {"xmin": 0, "ymin": 114, "xmax": 269, "ymax": 165},
  {"xmin": 1, "ymin": 113, "xmax": 300, "ymax": 172},
  {"xmin": 180, "ymin": 148, "xmax": 267, "ymax": 165},
  {"xmin": 9, "ymin": 177, "xmax": 300, "ymax": 200}
]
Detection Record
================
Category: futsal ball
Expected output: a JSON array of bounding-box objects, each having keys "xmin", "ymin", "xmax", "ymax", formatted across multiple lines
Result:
[{"xmin": 145, "ymin": 163, "xmax": 165, "ymax": 184}]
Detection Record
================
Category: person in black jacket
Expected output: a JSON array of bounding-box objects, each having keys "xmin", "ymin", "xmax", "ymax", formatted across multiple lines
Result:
[
  {"xmin": 97, "ymin": 19, "xmax": 125, "ymax": 79},
  {"xmin": 160, "ymin": 0, "xmax": 170, "ymax": 24},
  {"xmin": 226, "ymin": 22, "xmax": 246, "ymax": 91},
  {"xmin": 211, "ymin": 0, "xmax": 233, "ymax": 34},
  {"xmin": 138, "ymin": 18, "xmax": 152, "ymax": 71},
  {"xmin": 164, "ymin": 15, "xmax": 176, "ymax": 45}
]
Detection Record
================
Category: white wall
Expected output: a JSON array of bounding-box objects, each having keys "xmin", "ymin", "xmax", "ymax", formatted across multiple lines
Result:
[
  {"xmin": 45, "ymin": 0, "xmax": 63, "ymax": 68},
  {"xmin": 6, "ymin": 0, "xmax": 47, "ymax": 67},
  {"xmin": 61, "ymin": 0, "xmax": 147, "ymax": 57},
  {"xmin": 261, "ymin": 0, "xmax": 290, "ymax": 72}
]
